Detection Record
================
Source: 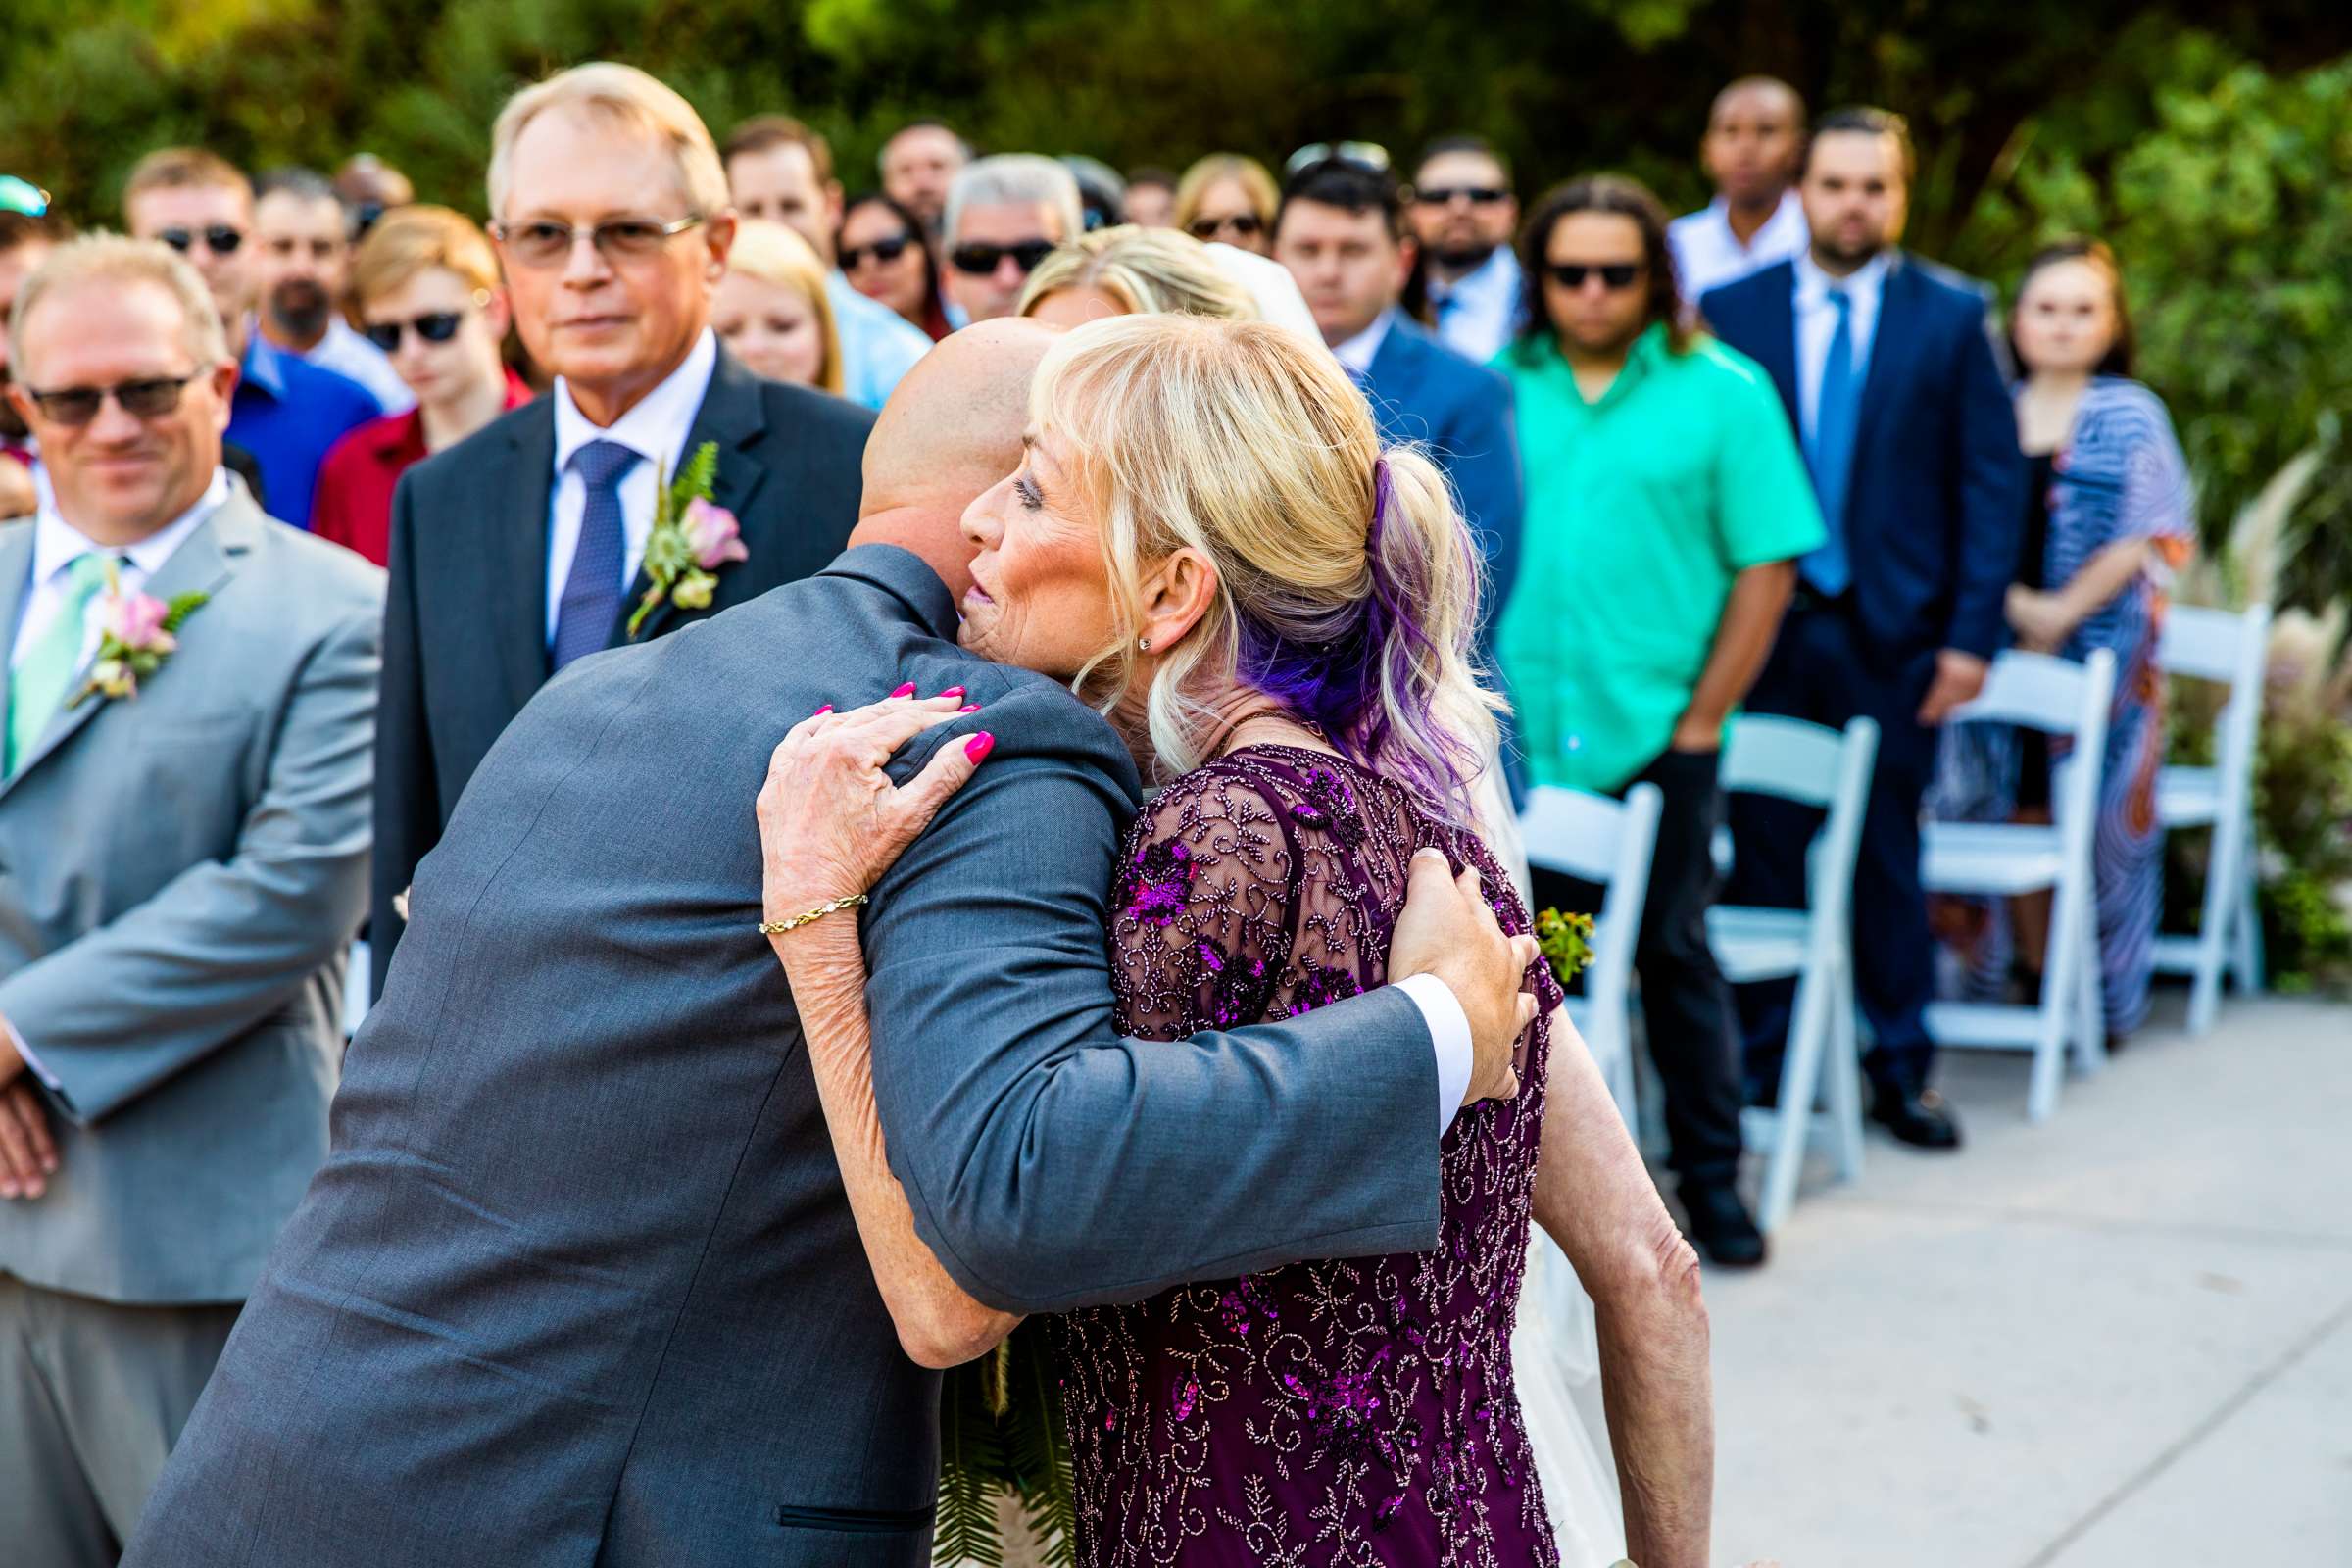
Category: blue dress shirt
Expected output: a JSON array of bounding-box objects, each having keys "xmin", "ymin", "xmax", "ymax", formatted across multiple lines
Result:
[{"xmin": 227, "ymin": 334, "xmax": 381, "ymax": 530}]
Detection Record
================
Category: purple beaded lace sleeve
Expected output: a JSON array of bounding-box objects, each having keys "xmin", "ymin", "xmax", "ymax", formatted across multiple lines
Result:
[{"xmin": 1054, "ymin": 745, "xmax": 1564, "ymax": 1568}]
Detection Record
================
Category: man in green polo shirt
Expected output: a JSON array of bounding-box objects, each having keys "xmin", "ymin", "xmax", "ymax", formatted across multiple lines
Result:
[{"xmin": 1496, "ymin": 174, "xmax": 1823, "ymax": 1267}]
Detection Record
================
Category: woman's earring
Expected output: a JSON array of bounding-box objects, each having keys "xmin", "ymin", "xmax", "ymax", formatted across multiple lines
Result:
[{"xmin": 1138, "ymin": 637, "xmax": 1152, "ymax": 652}]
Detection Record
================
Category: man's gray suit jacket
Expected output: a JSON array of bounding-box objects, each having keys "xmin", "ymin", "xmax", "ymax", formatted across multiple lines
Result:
[
  {"xmin": 126, "ymin": 545, "xmax": 1447, "ymax": 1567},
  {"xmin": 0, "ymin": 487, "xmax": 383, "ymax": 1305}
]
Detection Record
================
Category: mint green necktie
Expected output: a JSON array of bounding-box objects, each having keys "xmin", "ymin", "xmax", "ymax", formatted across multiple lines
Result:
[{"xmin": 6, "ymin": 552, "xmax": 115, "ymax": 776}]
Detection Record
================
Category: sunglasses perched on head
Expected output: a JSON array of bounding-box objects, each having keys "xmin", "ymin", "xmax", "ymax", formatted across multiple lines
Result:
[
  {"xmin": 1545, "ymin": 262, "xmax": 1643, "ymax": 291},
  {"xmin": 362, "ymin": 311, "xmax": 467, "ymax": 352},
  {"xmin": 948, "ymin": 240, "xmax": 1056, "ymax": 277},
  {"xmin": 838, "ymin": 232, "xmax": 914, "ymax": 270},
  {"xmin": 490, "ymin": 216, "xmax": 702, "ymax": 269},
  {"xmin": 24, "ymin": 374, "xmax": 199, "ymax": 425},
  {"xmin": 157, "ymin": 225, "xmax": 245, "ymax": 256},
  {"xmin": 1187, "ymin": 214, "xmax": 1263, "ymax": 241},
  {"xmin": 1415, "ymin": 186, "xmax": 1509, "ymax": 207}
]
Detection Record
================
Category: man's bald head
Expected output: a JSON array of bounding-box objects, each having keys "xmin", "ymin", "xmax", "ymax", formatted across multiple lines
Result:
[{"xmin": 850, "ymin": 317, "xmax": 1058, "ymax": 599}]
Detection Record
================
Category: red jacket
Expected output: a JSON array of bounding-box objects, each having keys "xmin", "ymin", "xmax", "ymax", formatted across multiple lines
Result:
[{"xmin": 312, "ymin": 370, "xmax": 533, "ymax": 566}]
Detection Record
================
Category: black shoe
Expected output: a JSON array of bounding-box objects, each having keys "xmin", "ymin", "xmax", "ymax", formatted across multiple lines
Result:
[
  {"xmin": 1680, "ymin": 1182, "xmax": 1767, "ymax": 1268},
  {"xmin": 1870, "ymin": 1085, "xmax": 1964, "ymax": 1150}
]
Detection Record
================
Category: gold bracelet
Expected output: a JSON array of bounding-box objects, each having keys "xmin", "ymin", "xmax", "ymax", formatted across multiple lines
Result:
[{"xmin": 758, "ymin": 893, "xmax": 869, "ymax": 936}]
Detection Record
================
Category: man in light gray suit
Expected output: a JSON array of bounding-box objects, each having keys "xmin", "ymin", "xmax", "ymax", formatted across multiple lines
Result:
[
  {"xmin": 126, "ymin": 320, "xmax": 1532, "ymax": 1567},
  {"xmin": 0, "ymin": 235, "xmax": 382, "ymax": 1565}
]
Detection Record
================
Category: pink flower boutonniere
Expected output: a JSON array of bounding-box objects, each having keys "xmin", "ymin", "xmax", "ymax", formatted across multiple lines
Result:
[
  {"xmin": 68, "ymin": 564, "xmax": 209, "ymax": 708},
  {"xmin": 627, "ymin": 441, "xmax": 746, "ymax": 637}
]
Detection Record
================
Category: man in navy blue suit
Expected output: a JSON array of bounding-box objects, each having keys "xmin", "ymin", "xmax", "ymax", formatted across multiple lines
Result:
[
  {"xmin": 1273, "ymin": 156, "xmax": 1523, "ymax": 660},
  {"xmin": 1700, "ymin": 108, "xmax": 2024, "ymax": 1149}
]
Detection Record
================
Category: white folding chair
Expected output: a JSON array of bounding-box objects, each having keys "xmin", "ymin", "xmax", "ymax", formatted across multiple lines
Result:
[
  {"xmin": 1518, "ymin": 782, "xmax": 1665, "ymax": 1131},
  {"xmin": 2150, "ymin": 603, "xmax": 2270, "ymax": 1034},
  {"xmin": 1921, "ymin": 648, "xmax": 2117, "ymax": 1122},
  {"xmin": 1708, "ymin": 715, "xmax": 1879, "ymax": 1232}
]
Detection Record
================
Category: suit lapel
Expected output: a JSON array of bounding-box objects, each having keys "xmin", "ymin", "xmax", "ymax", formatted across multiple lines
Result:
[
  {"xmin": 0, "ymin": 495, "xmax": 255, "ymax": 800},
  {"xmin": 1750, "ymin": 264, "xmax": 1803, "ymax": 431},
  {"xmin": 1852, "ymin": 253, "xmax": 1919, "ymax": 461},
  {"xmin": 1363, "ymin": 320, "xmax": 1423, "ymax": 443},
  {"xmin": 0, "ymin": 524, "xmax": 33, "ymax": 685},
  {"xmin": 496, "ymin": 401, "xmax": 557, "ymax": 709},
  {"xmin": 611, "ymin": 348, "xmax": 773, "ymax": 647}
]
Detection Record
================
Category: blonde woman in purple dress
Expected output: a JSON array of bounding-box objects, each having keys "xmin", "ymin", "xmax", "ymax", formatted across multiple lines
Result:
[{"xmin": 757, "ymin": 315, "xmax": 1715, "ymax": 1566}]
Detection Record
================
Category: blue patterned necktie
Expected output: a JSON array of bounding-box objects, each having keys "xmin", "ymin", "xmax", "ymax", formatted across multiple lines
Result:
[
  {"xmin": 1802, "ymin": 287, "xmax": 1859, "ymax": 596},
  {"xmin": 552, "ymin": 438, "xmax": 641, "ymax": 669}
]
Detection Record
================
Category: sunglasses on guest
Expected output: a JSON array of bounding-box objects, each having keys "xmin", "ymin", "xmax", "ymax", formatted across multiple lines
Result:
[
  {"xmin": 362, "ymin": 312, "xmax": 469, "ymax": 352},
  {"xmin": 1545, "ymin": 262, "xmax": 1644, "ymax": 291},
  {"xmin": 1187, "ymin": 214, "xmax": 1263, "ymax": 242},
  {"xmin": 23, "ymin": 374, "xmax": 199, "ymax": 425},
  {"xmin": 948, "ymin": 240, "xmax": 1056, "ymax": 276},
  {"xmin": 1415, "ymin": 186, "xmax": 1509, "ymax": 207},
  {"xmin": 156, "ymin": 225, "xmax": 245, "ymax": 256},
  {"xmin": 839, "ymin": 232, "xmax": 915, "ymax": 270}
]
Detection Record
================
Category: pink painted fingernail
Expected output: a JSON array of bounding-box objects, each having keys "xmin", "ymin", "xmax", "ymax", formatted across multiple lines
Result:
[
  {"xmin": 812, "ymin": 704, "xmax": 832, "ymax": 716},
  {"xmin": 889, "ymin": 681, "xmax": 917, "ymax": 699},
  {"xmin": 965, "ymin": 732, "xmax": 996, "ymax": 763},
  {"xmin": 939, "ymin": 686, "xmax": 965, "ymax": 700},
  {"xmin": 957, "ymin": 704, "xmax": 981, "ymax": 713}
]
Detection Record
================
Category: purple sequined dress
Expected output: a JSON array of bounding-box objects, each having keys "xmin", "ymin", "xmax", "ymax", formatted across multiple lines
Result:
[{"xmin": 1050, "ymin": 745, "xmax": 1564, "ymax": 1567}]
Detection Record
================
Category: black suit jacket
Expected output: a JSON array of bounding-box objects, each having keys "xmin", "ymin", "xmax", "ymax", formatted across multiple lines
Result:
[{"xmin": 371, "ymin": 347, "xmax": 873, "ymax": 994}]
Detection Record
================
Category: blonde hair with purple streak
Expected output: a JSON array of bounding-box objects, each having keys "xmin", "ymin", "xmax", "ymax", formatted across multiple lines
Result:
[{"xmin": 1032, "ymin": 313, "xmax": 1499, "ymax": 825}]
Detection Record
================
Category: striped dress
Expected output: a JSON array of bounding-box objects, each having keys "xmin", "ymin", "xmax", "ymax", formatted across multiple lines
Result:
[{"xmin": 1935, "ymin": 377, "xmax": 2195, "ymax": 1035}]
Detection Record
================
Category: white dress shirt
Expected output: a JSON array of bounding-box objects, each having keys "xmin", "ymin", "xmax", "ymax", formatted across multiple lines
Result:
[
  {"xmin": 10, "ymin": 467, "xmax": 228, "ymax": 673},
  {"xmin": 1424, "ymin": 246, "xmax": 1523, "ymax": 365},
  {"xmin": 1792, "ymin": 249, "xmax": 1892, "ymax": 441},
  {"xmin": 1331, "ymin": 307, "xmax": 1398, "ymax": 377},
  {"xmin": 6, "ymin": 467, "xmax": 229, "ymax": 1085},
  {"xmin": 303, "ymin": 317, "xmax": 417, "ymax": 416},
  {"xmin": 1669, "ymin": 188, "xmax": 1810, "ymax": 304},
  {"xmin": 545, "ymin": 328, "xmax": 719, "ymax": 647}
]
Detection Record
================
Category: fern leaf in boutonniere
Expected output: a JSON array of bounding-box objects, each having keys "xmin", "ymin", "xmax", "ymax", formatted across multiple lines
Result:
[
  {"xmin": 625, "ymin": 440, "xmax": 746, "ymax": 638},
  {"xmin": 1533, "ymin": 906, "xmax": 1596, "ymax": 989},
  {"xmin": 66, "ymin": 561, "xmax": 209, "ymax": 707}
]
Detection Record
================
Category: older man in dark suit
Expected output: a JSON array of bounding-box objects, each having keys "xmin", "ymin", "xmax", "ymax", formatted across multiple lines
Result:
[
  {"xmin": 1701, "ymin": 107, "xmax": 2025, "ymax": 1149},
  {"xmin": 371, "ymin": 62, "xmax": 874, "ymax": 995}
]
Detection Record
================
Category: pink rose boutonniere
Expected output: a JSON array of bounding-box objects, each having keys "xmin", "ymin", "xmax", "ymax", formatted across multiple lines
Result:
[
  {"xmin": 69, "ymin": 564, "xmax": 209, "ymax": 707},
  {"xmin": 627, "ymin": 441, "xmax": 746, "ymax": 637}
]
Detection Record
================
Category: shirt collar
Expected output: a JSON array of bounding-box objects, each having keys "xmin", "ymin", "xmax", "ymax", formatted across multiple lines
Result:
[
  {"xmin": 1433, "ymin": 246, "xmax": 1518, "ymax": 303},
  {"xmin": 30, "ymin": 466, "xmax": 230, "ymax": 588},
  {"xmin": 552, "ymin": 327, "xmax": 719, "ymax": 479},
  {"xmin": 1702, "ymin": 187, "xmax": 1807, "ymax": 251},
  {"xmin": 239, "ymin": 329, "xmax": 289, "ymax": 401},
  {"xmin": 1793, "ymin": 247, "xmax": 1893, "ymax": 311},
  {"xmin": 1331, "ymin": 307, "xmax": 1398, "ymax": 375},
  {"xmin": 1533, "ymin": 320, "xmax": 1670, "ymax": 408}
]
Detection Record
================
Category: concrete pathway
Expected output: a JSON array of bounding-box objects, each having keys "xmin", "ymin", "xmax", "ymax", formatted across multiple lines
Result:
[{"xmin": 1702, "ymin": 993, "xmax": 2352, "ymax": 1567}]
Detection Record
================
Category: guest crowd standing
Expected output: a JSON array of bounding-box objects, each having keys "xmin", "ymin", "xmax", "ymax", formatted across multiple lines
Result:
[
  {"xmin": 0, "ymin": 235, "xmax": 382, "ymax": 1566},
  {"xmin": 0, "ymin": 47, "xmax": 2209, "ymax": 1556}
]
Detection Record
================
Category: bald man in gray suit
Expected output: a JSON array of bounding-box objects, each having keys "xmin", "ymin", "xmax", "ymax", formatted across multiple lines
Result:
[{"xmin": 127, "ymin": 319, "xmax": 1534, "ymax": 1567}]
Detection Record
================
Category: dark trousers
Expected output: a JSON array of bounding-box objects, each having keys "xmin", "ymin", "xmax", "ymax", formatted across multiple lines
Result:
[
  {"xmin": 1726, "ymin": 601, "xmax": 1939, "ymax": 1097},
  {"xmin": 1534, "ymin": 747, "xmax": 1745, "ymax": 1190}
]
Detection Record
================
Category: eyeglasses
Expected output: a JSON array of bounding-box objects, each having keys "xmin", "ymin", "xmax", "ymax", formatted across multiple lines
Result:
[
  {"xmin": 1286, "ymin": 142, "xmax": 1391, "ymax": 177},
  {"xmin": 838, "ymin": 232, "xmax": 914, "ymax": 270},
  {"xmin": 1187, "ymin": 214, "xmax": 1263, "ymax": 242},
  {"xmin": 24, "ymin": 375, "xmax": 199, "ymax": 426},
  {"xmin": 948, "ymin": 239, "xmax": 1056, "ymax": 277},
  {"xmin": 1545, "ymin": 262, "xmax": 1643, "ymax": 291},
  {"xmin": 157, "ymin": 225, "xmax": 245, "ymax": 257},
  {"xmin": 1414, "ymin": 186, "xmax": 1509, "ymax": 207},
  {"xmin": 362, "ymin": 310, "xmax": 469, "ymax": 352},
  {"xmin": 490, "ymin": 216, "xmax": 703, "ymax": 269}
]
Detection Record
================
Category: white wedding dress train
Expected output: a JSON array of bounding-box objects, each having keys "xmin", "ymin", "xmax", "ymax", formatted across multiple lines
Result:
[{"xmin": 1515, "ymin": 1228, "xmax": 1630, "ymax": 1566}]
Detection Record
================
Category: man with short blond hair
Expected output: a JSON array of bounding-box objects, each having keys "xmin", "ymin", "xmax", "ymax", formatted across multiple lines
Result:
[
  {"xmin": 0, "ymin": 233, "xmax": 381, "ymax": 1567},
  {"xmin": 879, "ymin": 118, "xmax": 969, "ymax": 232},
  {"xmin": 722, "ymin": 113, "xmax": 932, "ymax": 408},
  {"xmin": 367, "ymin": 61, "xmax": 871, "ymax": 997},
  {"xmin": 122, "ymin": 147, "xmax": 378, "ymax": 528}
]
